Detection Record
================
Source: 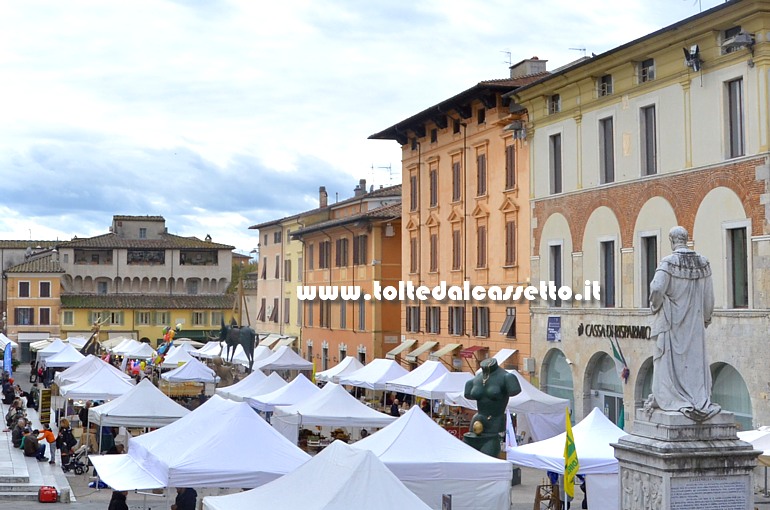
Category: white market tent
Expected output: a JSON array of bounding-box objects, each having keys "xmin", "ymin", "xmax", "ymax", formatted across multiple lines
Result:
[
  {"xmin": 161, "ymin": 357, "xmax": 220, "ymax": 383},
  {"xmin": 227, "ymin": 344, "xmax": 273, "ymax": 368},
  {"xmin": 59, "ymin": 362, "xmax": 136, "ymax": 400},
  {"xmin": 124, "ymin": 342, "xmax": 156, "ymax": 360},
  {"xmin": 0, "ymin": 333, "xmax": 19, "ymax": 351},
  {"xmin": 172, "ymin": 339, "xmax": 205, "ymax": 349},
  {"xmin": 54, "ymin": 355, "xmax": 133, "ymax": 387},
  {"xmin": 43, "ymin": 344, "xmax": 86, "ymax": 368},
  {"xmin": 414, "ymin": 372, "xmax": 473, "ymax": 400},
  {"xmin": 30, "ymin": 339, "xmax": 53, "ymax": 352},
  {"xmin": 252, "ymin": 345, "xmax": 313, "ymax": 372},
  {"xmin": 65, "ymin": 336, "xmax": 88, "ymax": 350},
  {"xmin": 214, "ymin": 369, "xmax": 266, "ymax": 400},
  {"xmin": 90, "ymin": 395, "xmax": 311, "ymax": 490},
  {"xmin": 386, "ymin": 360, "xmax": 450, "ymax": 395},
  {"xmin": 338, "ymin": 358, "xmax": 409, "ymax": 390},
  {"xmin": 738, "ymin": 427, "xmax": 770, "ymax": 466},
  {"xmin": 506, "ymin": 407, "xmax": 625, "ymax": 509},
  {"xmin": 315, "ymin": 356, "xmax": 365, "ymax": 383},
  {"xmin": 191, "ymin": 341, "xmax": 224, "ymax": 359},
  {"xmin": 272, "ymin": 383, "xmax": 397, "ymax": 443},
  {"xmin": 202, "ymin": 440, "xmax": 431, "ymax": 510},
  {"xmin": 246, "ymin": 373, "xmax": 319, "ymax": 412},
  {"xmin": 160, "ymin": 346, "xmax": 195, "ymax": 369},
  {"xmin": 36, "ymin": 338, "xmax": 68, "ymax": 361},
  {"xmin": 99, "ymin": 337, "xmax": 131, "ymax": 351},
  {"xmin": 113, "ymin": 339, "xmax": 142, "ymax": 356},
  {"xmin": 216, "ymin": 372, "xmax": 285, "ymax": 402},
  {"xmin": 88, "ymin": 378, "xmax": 190, "ymax": 428},
  {"xmin": 353, "ymin": 406, "xmax": 513, "ymax": 510},
  {"xmin": 445, "ymin": 370, "xmax": 569, "ymax": 441}
]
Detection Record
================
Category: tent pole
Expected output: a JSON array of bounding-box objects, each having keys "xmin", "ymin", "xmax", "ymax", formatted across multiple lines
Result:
[{"xmin": 765, "ymin": 466, "xmax": 768, "ymax": 497}]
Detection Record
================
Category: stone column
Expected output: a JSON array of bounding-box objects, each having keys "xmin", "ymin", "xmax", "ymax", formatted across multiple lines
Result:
[{"xmin": 613, "ymin": 409, "xmax": 759, "ymax": 509}]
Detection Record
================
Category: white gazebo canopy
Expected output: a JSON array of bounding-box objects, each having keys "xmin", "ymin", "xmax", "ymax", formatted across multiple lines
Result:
[
  {"xmin": 272, "ymin": 383, "xmax": 396, "ymax": 443},
  {"xmin": 191, "ymin": 341, "xmax": 224, "ymax": 360},
  {"xmin": 59, "ymin": 362, "xmax": 136, "ymax": 400},
  {"xmin": 36, "ymin": 339, "xmax": 68, "ymax": 361},
  {"xmin": 353, "ymin": 406, "xmax": 513, "ymax": 509},
  {"xmin": 160, "ymin": 346, "xmax": 195, "ymax": 369},
  {"xmin": 246, "ymin": 373, "xmax": 319, "ymax": 412},
  {"xmin": 65, "ymin": 336, "xmax": 88, "ymax": 350},
  {"xmin": 43, "ymin": 344, "xmax": 86, "ymax": 368},
  {"xmin": 161, "ymin": 357, "xmax": 220, "ymax": 383},
  {"xmin": 90, "ymin": 395, "xmax": 310, "ymax": 490},
  {"xmin": 89, "ymin": 378, "xmax": 190, "ymax": 428},
  {"xmin": 113, "ymin": 339, "xmax": 142, "ymax": 356},
  {"xmin": 124, "ymin": 342, "xmax": 156, "ymax": 360},
  {"xmin": 54, "ymin": 355, "xmax": 133, "ymax": 387},
  {"xmin": 216, "ymin": 372, "xmax": 286, "ymax": 402},
  {"xmin": 202, "ymin": 441, "xmax": 431, "ymax": 510},
  {"xmin": 337, "ymin": 358, "xmax": 409, "ymax": 390},
  {"xmin": 315, "ymin": 356, "xmax": 365, "ymax": 383},
  {"xmin": 0, "ymin": 333, "xmax": 19, "ymax": 351},
  {"xmin": 385, "ymin": 360, "xmax": 449, "ymax": 395},
  {"xmin": 252, "ymin": 346, "xmax": 313, "ymax": 372},
  {"xmin": 414, "ymin": 371, "xmax": 473, "ymax": 400}
]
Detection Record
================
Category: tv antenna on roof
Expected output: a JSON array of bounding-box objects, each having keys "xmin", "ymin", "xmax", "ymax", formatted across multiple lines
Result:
[
  {"xmin": 569, "ymin": 47, "xmax": 587, "ymax": 58},
  {"xmin": 500, "ymin": 49, "xmax": 512, "ymax": 67}
]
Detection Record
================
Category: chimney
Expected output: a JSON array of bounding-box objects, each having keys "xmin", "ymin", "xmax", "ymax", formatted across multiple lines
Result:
[
  {"xmin": 354, "ymin": 179, "xmax": 367, "ymax": 197},
  {"xmin": 510, "ymin": 56, "xmax": 547, "ymax": 79},
  {"xmin": 319, "ymin": 186, "xmax": 328, "ymax": 208}
]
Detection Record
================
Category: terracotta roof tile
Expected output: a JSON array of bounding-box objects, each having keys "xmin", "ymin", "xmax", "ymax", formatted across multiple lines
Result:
[
  {"xmin": 60, "ymin": 294, "xmax": 235, "ymax": 309},
  {"xmin": 60, "ymin": 232, "xmax": 234, "ymax": 250},
  {"xmin": 6, "ymin": 254, "xmax": 65, "ymax": 274}
]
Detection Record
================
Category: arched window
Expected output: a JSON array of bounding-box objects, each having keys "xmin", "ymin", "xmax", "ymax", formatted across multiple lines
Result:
[
  {"xmin": 711, "ymin": 363, "xmax": 752, "ymax": 431},
  {"xmin": 544, "ymin": 349, "xmax": 574, "ymax": 410},
  {"xmin": 590, "ymin": 353, "xmax": 623, "ymax": 425}
]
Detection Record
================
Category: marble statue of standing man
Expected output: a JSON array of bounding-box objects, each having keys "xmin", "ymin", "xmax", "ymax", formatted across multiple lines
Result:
[{"xmin": 647, "ymin": 226, "xmax": 720, "ymax": 421}]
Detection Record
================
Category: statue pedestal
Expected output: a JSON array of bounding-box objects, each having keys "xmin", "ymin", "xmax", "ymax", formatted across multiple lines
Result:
[{"xmin": 613, "ymin": 409, "xmax": 759, "ymax": 509}]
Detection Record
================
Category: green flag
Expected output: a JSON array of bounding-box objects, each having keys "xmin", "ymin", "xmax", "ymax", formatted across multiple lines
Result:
[{"xmin": 564, "ymin": 408, "xmax": 579, "ymax": 498}]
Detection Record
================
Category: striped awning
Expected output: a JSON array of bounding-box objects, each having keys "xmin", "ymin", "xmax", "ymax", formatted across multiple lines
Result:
[
  {"xmin": 428, "ymin": 343, "xmax": 462, "ymax": 361},
  {"xmin": 405, "ymin": 341, "xmax": 438, "ymax": 362},
  {"xmin": 385, "ymin": 339, "xmax": 417, "ymax": 360}
]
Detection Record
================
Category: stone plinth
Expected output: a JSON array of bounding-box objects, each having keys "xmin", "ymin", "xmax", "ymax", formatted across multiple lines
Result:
[{"xmin": 612, "ymin": 409, "xmax": 759, "ymax": 510}]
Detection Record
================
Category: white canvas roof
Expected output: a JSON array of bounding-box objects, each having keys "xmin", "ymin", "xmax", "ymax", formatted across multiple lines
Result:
[
  {"xmin": 30, "ymin": 339, "xmax": 53, "ymax": 351},
  {"xmin": 445, "ymin": 370, "xmax": 569, "ymax": 414},
  {"xmin": 36, "ymin": 338, "xmax": 67, "ymax": 360},
  {"xmin": 216, "ymin": 371, "xmax": 285, "ymax": 402},
  {"xmin": 160, "ymin": 346, "xmax": 195, "ymax": 368},
  {"xmin": 385, "ymin": 360, "xmax": 449, "ymax": 395},
  {"xmin": 337, "ymin": 358, "xmax": 409, "ymax": 390},
  {"xmin": 90, "ymin": 395, "xmax": 311, "ymax": 490},
  {"xmin": 214, "ymin": 369, "xmax": 265, "ymax": 399},
  {"xmin": 246, "ymin": 373, "xmax": 319, "ymax": 412},
  {"xmin": 737, "ymin": 427, "xmax": 770, "ymax": 467},
  {"xmin": 112, "ymin": 339, "xmax": 142, "ymax": 355},
  {"xmin": 315, "ymin": 355, "xmax": 364, "ymax": 383},
  {"xmin": 161, "ymin": 357, "xmax": 220, "ymax": 383},
  {"xmin": 88, "ymin": 378, "xmax": 190, "ymax": 428},
  {"xmin": 414, "ymin": 372, "xmax": 473, "ymax": 400},
  {"xmin": 54, "ymin": 355, "xmax": 133, "ymax": 387},
  {"xmin": 65, "ymin": 336, "xmax": 88, "ymax": 350},
  {"xmin": 272, "ymin": 383, "xmax": 396, "ymax": 443},
  {"xmin": 42, "ymin": 344, "xmax": 85, "ymax": 368},
  {"xmin": 506, "ymin": 407, "xmax": 624, "ymax": 474},
  {"xmin": 124, "ymin": 342, "xmax": 156, "ymax": 360},
  {"xmin": 252, "ymin": 345, "xmax": 313, "ymax": 371},
  {"xmin": 202, "ymin": 440, "xmax": 430, "ymax": 510},
  {"xmin": 225, "ymin": 344, "xmax": 273, "ymax": 367},
  {"xmin": 59, "ymin": 362, "xmax": 136, "ymax": 400},
  {"xmin": 191, "ymin": 341, "xmax": 223, "ymax": 359},
  {"xmin": 353, "ymin": 406, "xmax": 512, "ymax": 509},
  {"xmin": 0, "ymin": 333, "xmax": 18, "ymax": 350}
]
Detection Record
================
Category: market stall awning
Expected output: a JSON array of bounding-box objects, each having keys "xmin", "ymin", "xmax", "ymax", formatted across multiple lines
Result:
[
  {"xmin": 385, "ymin": 339, "xmax": 417, "ymax": 360},
  {"xmin": 405, "ymin": 341, "xmax": 438, "ymax": 362},
  {"xmin": 493, "ymin": 348, "xmax": 518, "ymax": 367},
  {"xmin": 274, "ymin": 337, "xmax": 296, "ymax": 349},
  {"xmin": 260, "ymin": 334, "xmax": 283, "ymax": 349},
  {"xmin": 458, "ymin": 345, "xmax": 488, "ymax": 358},
  {"xmin": 428, "ymin": 343, "xmax": 462, "ymax": 361}
]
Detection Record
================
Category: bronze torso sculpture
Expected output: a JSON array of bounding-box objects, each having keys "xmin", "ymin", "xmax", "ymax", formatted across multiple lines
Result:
[{"xmin": 463, "ymin": 358, "xmax": 521, "ymax": 457}]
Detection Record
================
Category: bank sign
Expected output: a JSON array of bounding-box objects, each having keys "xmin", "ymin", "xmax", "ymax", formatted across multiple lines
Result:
[{"xmin": 577, "ymin": 323, "xmax": 651, "ymax": 339}]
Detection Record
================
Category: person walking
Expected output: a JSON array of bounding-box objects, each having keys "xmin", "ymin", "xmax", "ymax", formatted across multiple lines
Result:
[
  {"xmin": 171, "ymin": 487, "xmax": 197, "ymax": 510},
  {"xmin": 389, "ymin": 398, "xmax": 401, "ymax": 417}
]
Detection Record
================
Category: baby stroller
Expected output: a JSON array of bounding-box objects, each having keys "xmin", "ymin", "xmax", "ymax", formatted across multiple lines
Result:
[{"xmin": 62, "ymin": 445, "xmax": 90, "ymax": 475}]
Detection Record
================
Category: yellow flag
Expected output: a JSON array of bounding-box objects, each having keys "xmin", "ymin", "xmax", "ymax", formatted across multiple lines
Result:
[
  {"xmin": 311, "ymin": 361, "xmax": 316, "ymax": 384},
  {"xmin": 564, "ymin": 407, "xmax": 579, "ymax": 498}
]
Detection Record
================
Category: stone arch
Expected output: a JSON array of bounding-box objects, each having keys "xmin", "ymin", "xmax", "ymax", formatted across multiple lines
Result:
[{"xmin": 581, "ymin": 206, "xmax": 621, "ymax": 296}]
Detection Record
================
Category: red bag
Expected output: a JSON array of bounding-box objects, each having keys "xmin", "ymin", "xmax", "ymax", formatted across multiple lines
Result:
[{"xmin": 38, "ymin": 486, "xmax": 58, "ymax": 503}]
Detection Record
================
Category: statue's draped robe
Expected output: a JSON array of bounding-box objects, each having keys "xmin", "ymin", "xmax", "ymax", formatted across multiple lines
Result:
[{"xmin": 649, "ymin": 248, "xmax": 719, "ymax": 420}]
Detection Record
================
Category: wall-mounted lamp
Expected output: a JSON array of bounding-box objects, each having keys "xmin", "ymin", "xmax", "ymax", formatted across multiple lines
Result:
[
  {"xmin": 683, "ymin": 44, "xmax": 703, "ymax": 72},
  {"xmin": 722, "ymin": 31, "xmax": 755, "ymax": 67},
  {"xmin": 503, "ymin": 120, "xmax": 526, "ymax": 140}
]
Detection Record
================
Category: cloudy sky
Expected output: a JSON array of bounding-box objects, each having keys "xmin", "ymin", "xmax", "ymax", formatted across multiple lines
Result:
[{"xmin": 0, "ymin": 0, "xmax": 723, "ymax": 254}]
